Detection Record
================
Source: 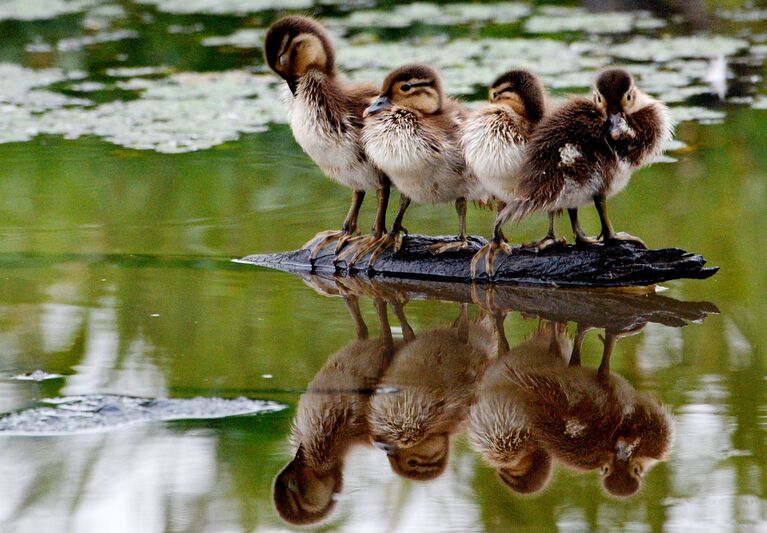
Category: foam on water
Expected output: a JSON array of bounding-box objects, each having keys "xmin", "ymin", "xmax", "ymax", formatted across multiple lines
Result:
[{"xmin": 0, "ymin": 394, "xmax": 287, "ymax": 435}]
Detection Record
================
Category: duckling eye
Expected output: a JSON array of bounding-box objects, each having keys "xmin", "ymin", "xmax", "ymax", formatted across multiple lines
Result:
[
  {"xmin": 633, "ymin": 466, "xmax": 641, "ymax": 476},
  {"xmin": 626, "ymin": 91, "xmax": 633, "ymax": 102},
  {"xmin": 601, "ymin": 465, "xmax": 610, "ymax": 476},
  {"xmin": 287, "ymin": 478, "xmax": 298, "ymax": 491},
  {"xmin": 401, "ymin": 83, "xmax": 412, "ymax": 92},
  {"xmin": 279, "ymin": 54, "xmax": 287, "ymax": 66}
]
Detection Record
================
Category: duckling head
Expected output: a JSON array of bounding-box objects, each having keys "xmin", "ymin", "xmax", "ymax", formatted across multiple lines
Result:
[
  {"xmin": 599, "ymin": 437, "xmax": 666, "ymax": 497},
  {"xmin": 264, "ymin": 15, "xmax": 336, "ymax": 93},
  {"xmin": 364, "ymin": 63, "xmax": 444, "ymax": 117},
  {"xmin": 273, "ymin": 445, "xmax": 343, "ymax": 525},
  {"xmin": 376, "ymin": 433, "xmax": 450, "ymax": 481},
  {"xmin": 489, "ymin": 69, "xmax": 546, "ymax": 124},
  {"xmin": 601, "ymin": 397, "xmax": 674, "ymax": 497},
  {"xmin": 497, "ymin": 447, "xmax": 553, "ymax": 494},
  {"xmin": 594, "ymin": 68, "xmax": 642, "ymax": 140}
]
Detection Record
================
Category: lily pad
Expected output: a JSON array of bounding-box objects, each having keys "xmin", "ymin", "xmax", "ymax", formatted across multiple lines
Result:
[
  {"xmin": 134, "ymin": 0, "xmax": 314, "ymax": 15},
  {"xmin": 0, "ymin": 0, "xmax": 104, "ymax": 21},
  {"xmin": 525, "ymin": 7, "xmax": 665, "ymax": 34}
]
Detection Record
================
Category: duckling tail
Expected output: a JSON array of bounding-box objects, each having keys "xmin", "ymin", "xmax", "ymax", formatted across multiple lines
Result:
[{"xmin": 497, "ymin": 198, "xmax": 541, "ymax": 226}]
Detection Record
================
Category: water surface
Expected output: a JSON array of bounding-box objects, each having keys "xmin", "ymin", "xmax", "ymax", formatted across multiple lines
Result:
[{"xmin": 0, "ymin": 1, "xmax": 766, "ymax": 531}]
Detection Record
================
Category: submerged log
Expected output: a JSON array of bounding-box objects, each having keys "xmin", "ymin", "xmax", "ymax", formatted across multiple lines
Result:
[
  {"xmin": 292, "ymin": 271, "xmax": 719, "ymax": 333},
  {"xmin": 238, "ymin": 233, "xmax": 718, "ymax": 289}
]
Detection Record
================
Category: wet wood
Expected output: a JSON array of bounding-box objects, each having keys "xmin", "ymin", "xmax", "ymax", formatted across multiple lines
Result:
[{"xmin": 238, "ymin": 233, "xmax": 718, "ymax": 289}]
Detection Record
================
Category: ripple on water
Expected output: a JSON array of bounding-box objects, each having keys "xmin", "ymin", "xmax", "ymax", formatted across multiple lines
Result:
[{"xmin": 0, "ymin": 394, "xmax": 287, "ymax": 435}]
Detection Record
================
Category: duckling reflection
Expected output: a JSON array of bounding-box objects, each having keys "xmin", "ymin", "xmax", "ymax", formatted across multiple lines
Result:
[
  {"xmin": 369, "ymin": 304, "xmax": 493, "ymax": 481},
  {"xmin": 508, "ymin": 324, "xmax": 674, "ymax": 497},
  {"xmin": 467, "ymin": 318, "xmax": 570, "ymax": 495},
  {"xmin": 273, "ymin": 297, "xmax": 395, "ymax": 525}
]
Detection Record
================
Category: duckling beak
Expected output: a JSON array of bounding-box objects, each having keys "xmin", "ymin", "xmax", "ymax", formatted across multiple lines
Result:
[
  {"xmin": 364, "ymin": 96, "xmax": 391, "ymax": 118},
  {"xmin": 608, "ymin": 112, "xmax": 628, "ymax": 141},
  {"xmin": 286, "ymin": 78, "xmax": 299, "ymax": 96},
  {"xmin": 374, "ymin": 441, "xmax": 397, "ymax": 455},
  {"xmin": 615, "ymin": 439, "xmax": 632, "ymax": 461}
]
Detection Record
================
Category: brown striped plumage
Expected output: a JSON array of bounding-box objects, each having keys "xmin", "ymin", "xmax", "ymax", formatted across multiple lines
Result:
[
  {"xmin": 472, "ymin": 69, "xmax": 672, "ymax": 280},
  {"xmin": 264, "ymin": 16, "xmax": 391, "ymax": 260}
]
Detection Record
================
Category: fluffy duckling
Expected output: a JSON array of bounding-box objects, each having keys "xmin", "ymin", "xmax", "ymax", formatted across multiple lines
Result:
[
  {"xmin": 481, "ymin": 69, "xmax": 672, "ymax": 276},
  {"xmin": 467, "ymin": 319, "xmax": 570, "ymax": 494},
  {"xmin": 462, "ymin": 70, "xmax": 557, "ymax": 277},
  {"xmin": 507, "ymin": 326, "xmax": 674, "ymax": 497},
  {"xmin": 273, "ymin": 298, "xmax": 395, "ymax": 525},
  {"xmin": 264, "ymin": 16, "xmax": 390, "ymax": 260},
  {"xmin": 368, "ymin": 305, "xmax": 493, "ymax": 481},
  {"xmin": 347, "ymin": 64, "xmax": 484, "ymax": 265}
]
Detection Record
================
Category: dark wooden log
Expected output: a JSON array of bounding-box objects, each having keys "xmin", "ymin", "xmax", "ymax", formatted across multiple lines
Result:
[
  {"xmin": 237, "ymin": 267, "xmax": 719, "ymax": 334},
  {"xmin": 238, "ymin": 233, "xmax": 718, "ymax": 289}
]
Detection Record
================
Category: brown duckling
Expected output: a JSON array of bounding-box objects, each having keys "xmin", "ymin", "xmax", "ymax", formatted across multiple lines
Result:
[
  {"xmin": 461, "ymin": 70, "xmax": 557, "ymax": 277},
  {"xmin": 345, "ymin": 64, "xmax": 485, "ymax": 266},
  {"xmin": 264, "ymin": 16, "xmax": 390, "ymax": 260},
  {"xmin": 477, "ymin": 69, "xmax": 672, "ymax": 277},
  {"xmin": 273, "ymin": 298, "xmax": 395, "ymax": 525},
  {"xmin": 368, "ymin": 304, "xmax": 493, "ymax": 481},
  {"xmin": 507, "ymin": 326, "xmax": 674, "ymax": 497},
  {"xmin": 467, "ymin": 319, "xmax": 570, "ymax": 495}
]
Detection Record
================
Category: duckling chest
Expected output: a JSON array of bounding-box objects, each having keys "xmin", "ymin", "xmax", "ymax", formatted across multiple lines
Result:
[
  {"xmin": 363, "ymin": 114, "xmax": 469, "ymax": 203},
  {"xmin": 461, "ymin": 113, "xmax": 527, "ymax": 200},
  {"xmin": 290, "ymin": 97, "xmax": 379, "ymax": 191}
]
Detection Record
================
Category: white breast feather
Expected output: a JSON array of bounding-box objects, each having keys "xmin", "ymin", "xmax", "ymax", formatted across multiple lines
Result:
[
  {"xmin": 363, "ymin": 112, "xmax": 473, "ymax": 204},
  {"xmin": 288, "ymin": 88, "xmax": 379, "ymax": 192},
  {"xmin": 461, "ymin": 110, "xmax": 526, "ymax": 203}
]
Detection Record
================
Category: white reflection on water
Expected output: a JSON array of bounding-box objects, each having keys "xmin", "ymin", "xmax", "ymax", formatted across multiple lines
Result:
[{"xmin": 0, "ymin": 431, "xmax": 220, "ymax": 533}]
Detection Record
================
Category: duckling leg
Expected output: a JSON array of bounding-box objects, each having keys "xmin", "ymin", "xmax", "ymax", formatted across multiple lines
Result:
[
  {"xmin": 493, "ymin": 311, "xmax": 510, "ymax": 356},
  {"xmin": 363, "ymin": 194, "xmax": 412, "ymax": 268},
  {"xmin": 594, "ymin": 194, "xmax": 647, "ymax": 248},
  {"xmin": 428, "ymin": 197, "xmax": 472, "ymax": 253},
  {"xmin": 596, "ymin": 331, "xmax": 618, "ymax": 383},
  {"xmin": 471, "ymin": 207, "xmax": 513, "ymax": 279},
  {"xmin": 302, "ymin": 190, "xmax": 365, "ymax": 260},
  {"xmin": 568, "ymin": 208, "xmax": 600, "ymax": 246},
  {"xmin": 336, "ymin": 182, "xmax": 391, "ymax": 265},
  {"xmin": 344, "ymin": 295, "xmax": 369, "ymax": 341},
  {"xmin": 569, "ymin": 323, "xmax": 594, "ymax": 367},
  {"xmin": 521, "ymin": 212, "xmax": 566, "ymax": 252},
  {"xmin": 390, "ymin": 300, "xmax": 415, "ymax": 342}
]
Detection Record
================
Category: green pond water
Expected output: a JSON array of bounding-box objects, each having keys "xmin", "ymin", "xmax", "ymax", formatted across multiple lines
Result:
[{"xmin": 1, "ymin": 1, "xmax": 766, "ymax": 532}]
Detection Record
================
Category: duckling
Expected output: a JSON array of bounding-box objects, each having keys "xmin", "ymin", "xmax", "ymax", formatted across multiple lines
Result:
[
  {"xmin": 368, "ymin": 304, "xmax": 493, "ymax": 481},
  {"xmin": 467, "ymin": 319, "xmax": 570, "ymax": 494},
  {"xmin": 264, "ymin": 16, "xmax": 390, "ymax": 261},
  {"xmin": 273, "ymin": 298, "xmax": 395, "ymax": 525},
  {"xmin": 347, "ymin": 64, "xmax": 484, "ymax": 266},
  {"xmin": 461, "ymin": 69, "xmax": 558, "ymax": 277},
  {"xmin": 507, "ymin": 325, "xmax": 674, "ymax": 497},
  {"xmin": 482, "ymin": 68, "xmax": 672, "ymax": 275}
]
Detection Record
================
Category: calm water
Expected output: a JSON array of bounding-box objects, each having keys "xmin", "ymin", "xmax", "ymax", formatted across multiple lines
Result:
[{"xmin": 1, "ymin": 1, "xmax": 766, "ymax": 532}]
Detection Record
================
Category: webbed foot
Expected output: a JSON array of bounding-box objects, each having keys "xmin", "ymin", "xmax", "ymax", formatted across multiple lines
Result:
[
  {"xmin": 427, "ymin": 238, "xmax": 471, "ymax": 254},
  {"xmin": 521, "ymin": 235, "xmax": 566, "ymax": 252},
  {"xmin": 574, "ymin": 234, "xmax": 601, "ymax": 246},
  {"xmin": 603, "ymin": 231, "xmax": 647, "ymax": 248},
  {"xmin": 471, "ymin": 240, "xmax": 512, "ymax": 279},
  {"xmin": 364, "ymin": 231, "xmax": 406, "ymax": 269},
  {"xmin": 336, "ymin": 234, "xmax": 382, "ymax": 267},
  {"xmin": 302, "ymin": 229, "xmax": 357, "ymax": 261}
]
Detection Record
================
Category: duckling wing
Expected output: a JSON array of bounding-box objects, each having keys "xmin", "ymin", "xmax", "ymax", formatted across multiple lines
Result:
[
  {"xmin": 504, "ymin": 365, "xmax": 621, "ymax": 469},
  {"xmin": 513, "ymin": 98, "xmax": 611, "ymax": 213},
  {"xmin": 344, "ymin": 81, "xmax": 380, "ymax": 130},
  {"xmin": 613, "ymin": 102, "xmax": 672, "ymax": 168}
]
